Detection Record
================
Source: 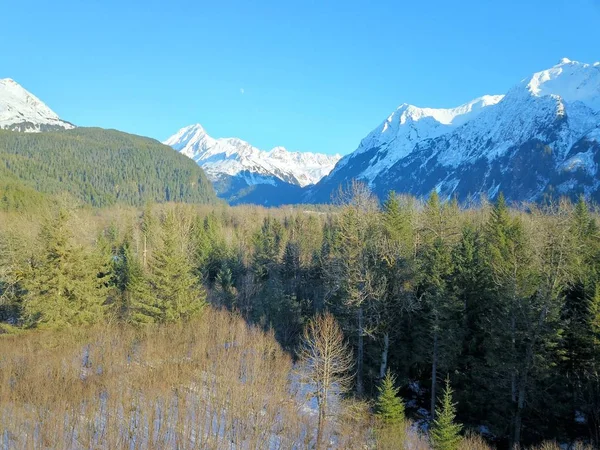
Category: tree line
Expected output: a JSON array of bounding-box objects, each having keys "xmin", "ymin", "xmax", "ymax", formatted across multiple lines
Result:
[{"xmin": 1, "ymin": 184, "xmax": 600, "ymax": 447}]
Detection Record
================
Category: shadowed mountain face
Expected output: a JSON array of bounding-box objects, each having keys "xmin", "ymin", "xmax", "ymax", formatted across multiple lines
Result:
[{"xmin": 308, "ymin": 58, "xmax": 600, "ymax": 204}]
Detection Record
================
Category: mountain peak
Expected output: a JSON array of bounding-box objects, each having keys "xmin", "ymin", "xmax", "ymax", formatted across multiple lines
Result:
[
  {"xmin": 187, "ymin": 123, "xmax": 207, "ymax": 133},
  {"xmin": 163, "ymin": 125, "xmax": 342, "ymax": 192},
  {"xmin": 310, "ymin": 58, "xmax": 600, "ymax": 205},
  {"xmin": 525, "ymin": 58, "xmax": 600, "ymax": 110},
  {"xmin": 0, "ymin": 78, "xmax": 74, "ymax": 132}
]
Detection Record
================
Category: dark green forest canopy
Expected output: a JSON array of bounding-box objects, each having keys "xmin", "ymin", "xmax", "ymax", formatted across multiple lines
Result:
[{"xmin": 0, "ymin": 128, "xmax": 218, "ymax": 208}]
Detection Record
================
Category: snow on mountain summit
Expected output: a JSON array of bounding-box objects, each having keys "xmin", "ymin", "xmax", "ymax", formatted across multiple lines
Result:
[
  {"xmin": 0, "ymin": 78, "xmax": 74, "ymax": 132},
  {"xmin": 395, "ymin": 95, "xmax": 505, "ymax": 127},
  {"xmin": 310, "ymin": 58, "xmax": 600, "ymax": 204},
  {"xmin": 329, "ymin": 94, "xmax": 505, "ymax": 183},
  {"xmin": 525, "ymin": 58, "xmax": 600, "ymax": 111},
  {"xmin": 163, "ymin": 124, "xmax": 341, "ymax": 188}
]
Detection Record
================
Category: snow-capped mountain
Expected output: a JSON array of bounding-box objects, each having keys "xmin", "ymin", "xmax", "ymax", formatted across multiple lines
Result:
[
  {"xmin": 309, "ymin": 58, "xmax": 600, "ymax": 203},
  {"xmin": 164, "ymin": 124, "xmax": 341, "ymax": 204},
  {"xmin": 0, "ymin": 78, "xmax": 74, "ymax": 132}
]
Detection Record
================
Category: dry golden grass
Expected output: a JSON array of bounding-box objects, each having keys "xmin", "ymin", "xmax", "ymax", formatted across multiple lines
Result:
[
  {"xmin": 0, "ymin": 308, "xmax": 313, "ymax": 449},
  {"xmin": 0, "ymin": 307, "xmax": 593, "ymax": 449}
]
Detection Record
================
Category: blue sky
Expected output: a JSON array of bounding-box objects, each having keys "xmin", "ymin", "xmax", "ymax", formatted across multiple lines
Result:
[{"xmin": 2, "ymin": 0, "xmax": 598, "ymax": 155}]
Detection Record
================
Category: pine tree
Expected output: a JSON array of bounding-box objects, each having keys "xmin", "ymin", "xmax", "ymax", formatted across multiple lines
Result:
[
  {"xmin": 376, "ymin": 371, "xmax": 406, "ymax": 424},
  {"xmin": 149, "ymin": 211, "xmax": 206, "ymax": 322},
  {"xmin": 430, "ymin": 377, "xmax": 463, "ymax": 450}
]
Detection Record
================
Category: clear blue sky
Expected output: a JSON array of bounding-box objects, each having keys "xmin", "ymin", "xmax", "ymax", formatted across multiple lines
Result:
[{"xmin": 2, "ymin": 0, "xmax": 598, "ymax": 155}]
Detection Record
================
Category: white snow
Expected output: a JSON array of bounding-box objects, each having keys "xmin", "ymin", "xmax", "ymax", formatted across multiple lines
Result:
[
  {"xmin": 0, "ymin": 78, "xmax": 74, "ymax": 132},
  {"xmin": 331, "ymin": 95, "xmax": 504, "ymax": 183},
  {"xmin": 164, "ymin": 124, "xmax": 341, "ymax": 187},
  {"xmin": 526, "ymin": 58, "xmax": 600, "ymax": 111},
  {"xmin": 435, "ymin": 58, "xmax": 600, "ymax": 166},
  {"xmin": 326, "ymin": 58, "xmax": 600, "ymax": 192}
]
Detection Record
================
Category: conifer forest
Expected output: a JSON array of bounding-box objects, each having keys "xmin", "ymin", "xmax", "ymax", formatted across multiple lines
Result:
[{"xmin": 2, "ymin": 181, "xmax": 600, "ymax": 449}]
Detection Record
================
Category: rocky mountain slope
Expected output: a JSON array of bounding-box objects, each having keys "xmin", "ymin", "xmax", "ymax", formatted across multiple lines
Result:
[{"xmin": 309, "ymin": 58, "xmax": 600, "ymax": 204}]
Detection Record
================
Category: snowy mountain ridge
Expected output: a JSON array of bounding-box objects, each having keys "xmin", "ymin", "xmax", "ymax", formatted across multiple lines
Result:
[
  {"xmin": 0, "ymin": 78, "xmax": 74, "ymax": 132},
  {"xmin": 310, "ymin": 58, "xmax": 600, "ymax": 204},
  {"xmin": 330, "ymin": 94, "xmax": 505, "ymax": 183},
  {"xmin": 164, "ymin": 124, "xmax": 341, "ymax": 188}
]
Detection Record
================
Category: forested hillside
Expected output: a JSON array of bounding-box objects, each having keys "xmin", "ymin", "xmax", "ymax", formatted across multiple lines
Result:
[
  {"xmin": 0, "ymin": 128, "xmax": 218, "ymax": 208},
  {"xmin": 1, "ymin": 186, "xmax": 600, "ymax": 448}
]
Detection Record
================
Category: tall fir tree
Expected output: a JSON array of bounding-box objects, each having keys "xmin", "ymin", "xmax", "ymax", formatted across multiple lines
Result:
[
  {"xmin": 23, "ymin": 210, "xmax": 107, "ymax": 328},
  {"xmin": 375, "ymin": 370, "xmax": 407, "ymax": 449},
  {"xmin": 417, "ymin": 192, "xmax": 463, "ymax": 418},
  {"xmin": 113, "ymin": 239, "xmax": 160, "ymax": 324},
  {"xmin": 375, "ymin": 370, "xmax": 406, "ymax": 424},
  {"xmin": 149, "ymin": 211, "xmax": 206, "ymax": 322},
  {"xmin": 215, "ymin": 263, "xmax": 237, "ymax": 309},
  {"xmin": 430, "ymin": 377, "xmax": 463, "ymax": 450}
]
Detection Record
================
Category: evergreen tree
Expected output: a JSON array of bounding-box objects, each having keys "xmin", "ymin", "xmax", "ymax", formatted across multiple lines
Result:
[
  {"xmin": 450, "ymin": 224, "xmax": 496, "ymax": 423},
  {"xmin": 484, "ymin": 194, "xmax": 540, "ymax": 445},
  {"xmin": 23, "ymin": 210, "xmax": 107, "ymax": 328},
  {"xmin": 417, "ymin": 192, "xmax": 462, "ymax": 418},
  {"xmin": 215, "ymin": 263, "xmax": 237, "ymax": 309},
  {"xmin": 327, "ymin": 181, "xmax": 383, "ymax": 396},
  {"xmin": 149, "ymin": 211, "xmax": 206, "ymax": 322},
  {"xmin": 374, "ymin": 370, "xmax": 407, "ymax": 449},
  {"xmin": 375, "ymin": 370, "xmax": 406, "ymax": 424},
  {"xmin": 382, "ymin": 192, "xmax": 414, "ymax": 250},
  {"xmin": 113, "ymin": 240, "xmax": 160, "ymax": 324},
  {"xmin": 430, "ymin": 377, "xmax": 463, "ymax": 450},
  {"xmin": 252, "ymin": 217, "xmax": 284, "ymax": 282}
]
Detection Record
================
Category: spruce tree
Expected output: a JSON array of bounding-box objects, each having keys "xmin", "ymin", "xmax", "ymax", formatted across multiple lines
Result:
[
  {"xmin": 376, "ymin": 370, "xmax": 406, "ymax": 424},
  {"xmin": 113, "ymin": 240, "xmax": 160, "ymax": 324},
  {"xmin": 430, "ymin": 377, "xmax": 463, "ymax": 450},
  {"xmin": 149, "ymin": 211, "xmax": 206, "ymax": 322},
  {"xmin": 215, "ymin": 263, "xmax": 237, "ymax": 309},
  {"xmin": 252, "ymin": 217, "xmax": 284, "ymax": 282},
  {"xmin": 374, "ymin": 370, "xmax": 407, "ymax": 449},
  {"xmin": 24, "ymin": 210, "xmax": 107, "ymax": 328},
  {"xmin": 418, "ymin": 194, "xmax": 462, "ymax": 419}
]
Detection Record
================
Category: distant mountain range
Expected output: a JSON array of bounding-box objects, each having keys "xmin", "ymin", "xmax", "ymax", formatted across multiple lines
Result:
[
  {"xmin": 308, "ymin": 58, "xmax": 600, "ymax": 204},
  {"xmin": 3, "ymin": 58, "xmax": 600, "ymax": 206},
  {"xmin": 163, "ymin": 124, "xmax": 340, "ymax": 205}
]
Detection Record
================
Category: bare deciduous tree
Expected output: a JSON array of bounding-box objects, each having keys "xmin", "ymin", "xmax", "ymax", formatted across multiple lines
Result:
[{"xmin": 298, "ymin": 312, "xmax": 354, "ymax": 450}]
